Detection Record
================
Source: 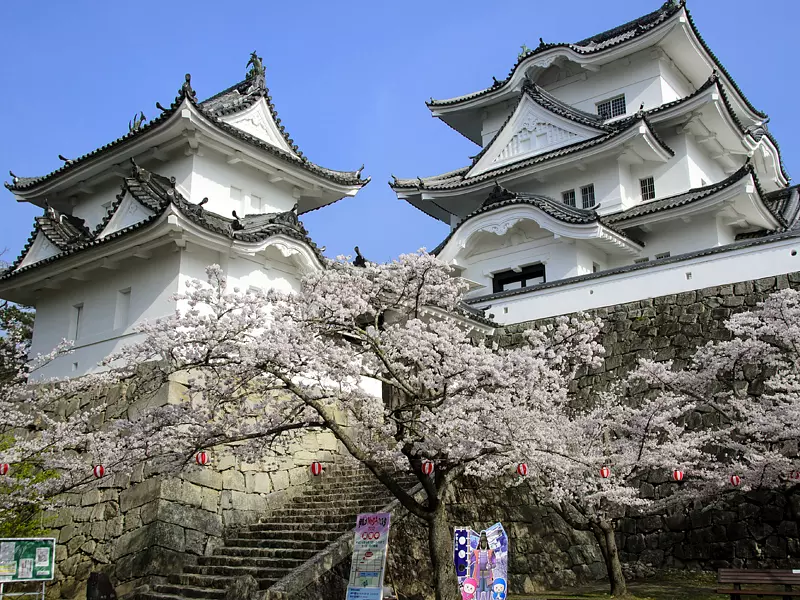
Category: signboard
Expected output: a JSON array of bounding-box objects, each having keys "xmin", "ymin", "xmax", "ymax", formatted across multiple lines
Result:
[
  {"xmin": 346, "ymin": 512, "xmax": 391, "ymax": 600},
  {"xmin": 453, "ymin": 523, "xmax": 508, "ymax": 600},
  {"xmin": 0, "ymin": 538, "xmax": 56, "ymax": 582}
]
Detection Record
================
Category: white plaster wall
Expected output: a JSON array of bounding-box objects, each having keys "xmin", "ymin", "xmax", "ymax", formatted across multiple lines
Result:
[
  {"xmin": 71, "ymin": 182, "xmax": 122, "ymax": 232},
  {"xmin": 475, "ymin": 237, "xmax": 800, "ymax": 324},
  {"xmin": 459, "ymin": 226, "xmax": 582, "ymax": 294},
  {"xmin": 545, "ymin": 51, "xmax": 663, "ymax": 119},
  {"xmin": 658, "ymin": 57, "xmax": 694, "ymax": 103},
  {"xmin": 685, "ymin": 134, "xmax": 727, "ymax": 188},
  {"xmin": 629, "ymin": 130, "xmax": 689, "ymax": 202},
  {"xmin": 190, "ymin": 151, "xmax": 297, "ymax": 219},
  {"xmin": 609, "ymin": 215, "xmax": 733, "ymax": 267},
  {"xmin": 481, "ymin": 102, "xmax": 516, "ymax": 147},
  {"xmin": 29, "ymin": 248, "xmax": 181, "ymax": 379}
]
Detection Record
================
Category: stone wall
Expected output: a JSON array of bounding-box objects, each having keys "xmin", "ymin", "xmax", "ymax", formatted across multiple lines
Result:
[
  {"xmin": 39, "ymin": 375, "xmax": 341, "ymax": 600},
  {"xmin": 492, "ymin": 272, "xmax": 800, "ymax": 579}
]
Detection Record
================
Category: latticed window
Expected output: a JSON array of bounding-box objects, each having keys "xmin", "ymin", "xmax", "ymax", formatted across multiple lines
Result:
[
  {"xmin": 562, "ymin": 189, "xmax": 576, "ymax": 207},
  {"xmin": 581, "ymin": 184, "xmax": 596, "ymax": 209},
  {"xmin": 640, "ymin": 176, "xmax": 656, "ymax": 200},
  {"xmin": 597, "ymin": 95, "xmax": 626, "ymax": 119}
]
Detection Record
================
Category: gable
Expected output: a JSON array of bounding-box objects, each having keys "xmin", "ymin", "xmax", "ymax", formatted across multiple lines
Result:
[
  {"xmin": 16, "ymin": 232, "xmax": 62, "ymax": 270},
  {"xmin": 468, "ymin": 95, "xmax": 606, "ymax": 178},
  {"xmin": 220, "ymin": 97, "xmax": 295, "ymax": 154},
  {"xmin": 98, "ymin": 192, "xmax": 156, "ymax": 239}
]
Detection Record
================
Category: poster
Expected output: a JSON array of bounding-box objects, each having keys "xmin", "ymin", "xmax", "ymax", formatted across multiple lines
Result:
[
  {"xmin": 346, "ymin": 512, "xmax": 392, "ymax": 600},
  {"xmin": 453, "ymin": 523, "xmax": 508, "ymax": 600},
  {"xmin": 0, "ymin": 538, "xmax": 56, "ymax": 582}
]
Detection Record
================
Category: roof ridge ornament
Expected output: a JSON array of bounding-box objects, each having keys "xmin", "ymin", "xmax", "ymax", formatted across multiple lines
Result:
[
  {"xmin": 181, "ymin": 74, "xmax": 196, "ymax": 101},
  {"xmin": 518, "ymin": 44, "xmax": 532, "ymax": 59},
  {"xmin": 58, "ymin": 154, "xmax": 74, "ymax": 165},
  {"xmin": 128, "ymin": 111, "xmax": 147, "ymax": 133},
  {"xmin": 482, "ymin": 182, "xmax": 516, "ymax": 207},
  {"xmin": 245, "ymin": 51, "xmax": 266, "ymax": 93}
]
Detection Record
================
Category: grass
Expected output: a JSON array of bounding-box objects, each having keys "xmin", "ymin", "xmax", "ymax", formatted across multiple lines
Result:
[{"xmin": 510, "ymin": 571, "xmax": 727, "ymax": 600}]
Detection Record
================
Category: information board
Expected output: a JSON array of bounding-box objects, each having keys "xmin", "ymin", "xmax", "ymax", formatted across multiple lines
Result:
[
  {"xmin": 345, "ymin": 513, "xmax": 391, "ymax": 600},
  {"xmin": 0, "ymin": 539, "xmax": 56, "ymax": 582}
]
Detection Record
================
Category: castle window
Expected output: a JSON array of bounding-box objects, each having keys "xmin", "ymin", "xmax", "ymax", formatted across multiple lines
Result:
[
  {"xmin": 114, "ymin": 288, "xmax": 131, "ymax": 330},
  {"xmin": 597, "ymin": 95, "xmax": 626, "ymax": 119},
  {"xmin": 581, "ymin": 184, "xmax": 596, "ymax": 209},
  {"xmin": 69, "ymin": 303, "xmax": 84, "ymax": 341},
  {"xmin": 634, "ymin": 257, "xmax": 649, "ymax": 264},
  {"xmin": 640, "ymin": 176, "xmax": 656, "ymax": 201},
  {"xmin": 492, "ymin": 264, "xmax": 546, "ymax": 294},
  {"xmin": 562, "ymin": 189, "xmax": 576, "ymax": 207},
  {"xmin": 655, "ymin": 252, "xmax": 670, "ymax": 260}
]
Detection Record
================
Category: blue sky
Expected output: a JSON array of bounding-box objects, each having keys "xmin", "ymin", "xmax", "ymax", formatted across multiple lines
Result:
[{"xmin": 0, "ymin": 0, "xmax": 797, "ymax": 265}]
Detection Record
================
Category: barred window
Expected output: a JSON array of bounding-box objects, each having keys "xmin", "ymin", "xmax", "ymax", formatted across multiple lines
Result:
[
  {"xmin": 634, "ymin": 257, "xmax": 650, "ymax": 264},
  {"xmin": 655, "ymin": 252, "xmax": 670, "ymax": 260},
  {"xmin": 562, "ymin": 189, "xmax": 576, "ymax": 207},
  {"xmin": 597, "ymin": 95, "xmax": 626, "ymax": 119},
  {"xmin": 581, "ymin": 184, "xmax": 596, "ymax": 209},
  {"xmin": 640, "ymin": 176, "xmax": 656, "ymax": 200}
]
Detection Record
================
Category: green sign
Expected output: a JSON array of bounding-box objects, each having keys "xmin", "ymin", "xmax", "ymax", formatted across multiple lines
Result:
[{"xmin": 0, "ymin": 538, "xmax": 56, "ymax": 582}]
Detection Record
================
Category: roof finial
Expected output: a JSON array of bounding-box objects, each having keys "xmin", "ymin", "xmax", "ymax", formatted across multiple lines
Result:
[
  {"xmin": 128, "ymin": 111, "xmax": 147, "ymax": 133},
  {"xmin": 538, "ymin": 37, "xmax": 545, "ymax": 48},
  {"xmin": 181, "ymin": 73, "xmax": 196, "ymax": 101},
  {"xmin": 492, "ymin": 76, "xmax": 500, "ymax": 86},
  {"xmin": 58, "ymin": 154, "xmax": 74, "ymax": 165},
  {"xmin": 353, "ymin": 246, "xmax": 367, "ymax": 268},
  {"xmin": 8, "ymin": 170, "xmax": 18, "ymax": 184},
  {"xmin": 197, "ymin": 197, "xmax": 209, "ymax": 207},
  {"xmin": 246, "ymin": 51, "xmax": 265, "ymax": 79},
  {"xmin": 416, "ymin": 176, "xmax": 425, "ymax": 189},
  {"xmin": 231, "ymin": 210, "xmax": 244, "ymax": 231},
  {"xmin": 518, "ymin": 44, "xmax": 532, "ymax": 58},
  {"xmin": 156, "ymin": 101, "xmax": 169, "ymax": 113},
  {"xmin": 356, "ymin": 164, "xmax": 365, "ymax": 178},
  {"xmin": 390, "ymin": 174, "xmax": 398, "ymax": 185}
]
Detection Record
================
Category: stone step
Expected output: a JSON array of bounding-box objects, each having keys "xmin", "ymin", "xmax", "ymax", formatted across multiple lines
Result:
[
  {"xmin": 249, "ymin": 514, "xmax": 355, "ymax": 527},
  {"xmin": 266, "ymin": 505, "xmax": 388, "ymax": 518},
  {"xmin": 287, "ymin": 498, "xmax": 389, "ymax": 510},
  {"xmin": 184, "ymin": 563, "xmax": 290, "ymax": 579},
  {"xmin": 169, "ymin": 573, "xmax": 277, "ymax": 591},
  {"xmin": 198, "ymin": 555, "xmax": 307, "ymax": 569},
  {"xmin": 241, "ymin": 521, "xmax": 352, "ymax": 534},
  {"xmin": 225, "ymin": 529, "xmax": 344, "ymax": 544},
  {"xmin": 149, "ymin": 583, "xmax": 225, "ymax": 599},
  {"xmin": 213, "ymin": 546, "xmax": 318, "ymax": 559},
  {"xmin": 233, "ymin": 526, "xmax": 350, "ymax": 539},
  {"xmin": 292, "ymin": 488, "xmax": 390, "ymax": 501},
  {"xmin": 219, "ymin": 538, "xmax": 331, "ymax": 552}
]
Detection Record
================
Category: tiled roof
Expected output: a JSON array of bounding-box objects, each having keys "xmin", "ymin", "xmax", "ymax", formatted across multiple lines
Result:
[
  {"xmin": 602, "ymin": 163, "xmax": 783, "ymax": 226},
  {"xmin": 2, "ymin": 162, "xmax": 323, "ymax": 280},
  {"xmin": 427, "ymin": 1, "xmax": 684, "ymax": 109},
  {"xmin": 5, "ymin": 68, "xmax": 368, "ymax": 193},
  {"xmin": 523, "ymin": 83, "xmax": 609, "ymax": 130},
  {"xmin": 392, "ymin": 116, "xmax": 671, "ymax": 191},
  {"xmin": 764, "ymin": 184, "xmax": 800, "ymax": 228},
  {"xmin": 426, "ymin": 1, "xmax": 767, "ymax": 125},
  {"xmin": 431, "ymin": 184, "xmax": 641, "ymax": 255}
]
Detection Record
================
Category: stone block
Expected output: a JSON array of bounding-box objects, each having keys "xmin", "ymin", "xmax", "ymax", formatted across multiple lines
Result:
[
  {"xmin": 155, "ymin": 500, "xmax": 223, "ymax": 537},
  {"xmin": 115, "ymin": 545, "xmax": 191, "ymax": 583},
  {"xmin": 222, "ymin": 470, "xmax": 246, "ymax": 491},
  {"xmin": 271, "ymin": 470, "xmax": 290, "ymax": 491},
  {"xmin": 113, "ymin": 520, "xmax": 186, "ymax": 560},
  {"xmin": 81, "ymin": 489, "xmax": 101, "ymax": 507},
  {"xmin": 120, "ymin": 478, "xmax": 162, "ymax": 513},
  {"xmin": 181, "ymin": 481, "xmax": 205, "ymax": 508},
  {"xmin": 246, "ymin": 472, "xmax": 273, "ymax": 495},
  {"xmin": 201, "ymin": 487, "xmax": 221, "ymax": 512},
  {"xmin": 183, "ymin": 468, "xmax": 223, "ymax": 490}
]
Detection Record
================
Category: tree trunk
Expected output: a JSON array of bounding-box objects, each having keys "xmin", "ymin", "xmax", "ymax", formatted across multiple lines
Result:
[
  {"xmin": 597, "ymin": 520, "xmax": 627, "ymax": 597},
  {"xmin": 427, "ymin": 504, "xmax": 460, "ymax": 600}
]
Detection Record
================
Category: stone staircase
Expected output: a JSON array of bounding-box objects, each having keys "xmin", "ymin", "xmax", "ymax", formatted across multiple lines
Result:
[{"xmin": 137, "ymin": 464, "xmax": 414, "ymax": 599}]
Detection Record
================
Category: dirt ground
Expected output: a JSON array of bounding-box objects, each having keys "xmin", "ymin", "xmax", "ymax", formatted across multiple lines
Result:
[{"xmin": 510, "ymin": 571, "xmax": 729, "ymax": 600}]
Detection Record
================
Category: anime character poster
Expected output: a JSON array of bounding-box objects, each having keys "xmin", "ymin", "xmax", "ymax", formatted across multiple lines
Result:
[{"xmin": 453, "ymin": 523, "xmax": 508, "ymax": 600}]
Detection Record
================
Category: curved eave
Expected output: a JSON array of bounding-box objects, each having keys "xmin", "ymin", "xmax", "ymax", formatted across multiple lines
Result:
[
  {"xmin": 427, "ymin": 5, "xmax": 767, "ymax": 141},
  {"xmin": 426, "ymin": 5, "xmax": 684, "ymax": 114},
  {"xmin": 608, "ymin": 168, "xmax": 781, "ymax": 231},
  {"xmin": 6, "ymin": 84, "xmax": 368, "ymax": 199},
  {"xmin": 436, "ymin": 203, "xmax": 642, "ymax": 265},
  {"xmin": 393, "ymin": 118, "xmax": 673, "ymax": 203}
]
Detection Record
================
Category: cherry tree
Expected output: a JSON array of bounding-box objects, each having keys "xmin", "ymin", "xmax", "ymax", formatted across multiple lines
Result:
[
  {"xmin": 515, "ymin": 389, "xmax": 719, "ymax": 597},
  {"xmin": 0, "ymin": 252, "xmax": 603, "ymax": 600},
  {"xmin": 634, "ymin": 287, "xmax": 800, "ymax": 494}
]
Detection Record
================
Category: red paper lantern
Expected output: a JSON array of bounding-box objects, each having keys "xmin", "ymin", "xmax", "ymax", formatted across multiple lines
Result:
[
  {"xmin": 310, "ymin": 462, "xmax": 323, "ymax": 476},
  {"xmin": 421, "ymin": 461, "xmax": 434, "ymax": 476},
  {"xmin": 0, "ymin": 464, "xmax": 9, "ymax": 476},
  {"xmin": 93, "ymin": 465, "xmax": 105, "ymax": 479},
  {"xmin": 672, "ymin": 469, "xmax": 685, "ymax": 482},
  {"xmin": 599, "ymin": 466, "xmax": 611, "ymax": 479},
  {"xmin": 195, "ymin": 452, "xmax": 210, "ymax": 466},
  {"xmin": 730, "ymin": 474, "xmax": 741, "ymax": 487},
  {"xmin": 516, "ymin": 463, "xmax": 528, "ymax": 477}
]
